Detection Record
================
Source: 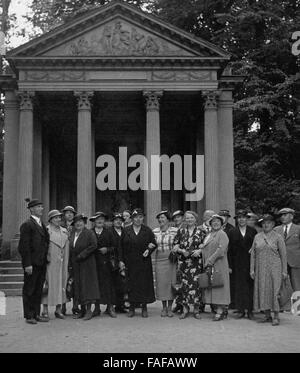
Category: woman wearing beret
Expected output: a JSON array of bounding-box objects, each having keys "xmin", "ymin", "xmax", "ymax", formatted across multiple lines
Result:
[
  {"xmin": 202, "ymin": 214, "xmax": 231, "ymax": 321},
  {"xmin": 153, "ymin": 211, "xmax": 178, "ymax": 317},
  {"xmin": 61, "ymin": 206, "xmax": 76, "ymax": 236},
  {"xmin": 91, "ymin": 212, "xmax": 117, "ymax": 318},
  {"xmin": 172, "ymin": 211, "xmax": 206, "ymax": 319},
  {"xmin": 41, "ymin": 210, "xmax": 70, "ymax": 319},
  {"xmin": 250, "ymin": 214, "xmax": 288, "ymax": 326},
  {"xmin": 69, "ymin": 214, "xmax": 100, "ymax": 321},
  {"xmin": 119, "ymin": 208, "xmax": 157, "ymax": 318}
]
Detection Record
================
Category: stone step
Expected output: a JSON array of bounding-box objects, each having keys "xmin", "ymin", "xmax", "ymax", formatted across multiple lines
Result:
[
  {"xmin": 0, "ymin": 282, "xmax": 23, "ymax": 290},
  {"xmin": 0, "ymin": 261, "xmax": 22, "ymax": 268},
  {"xmin": 0, "ymin": 289, "xmax": 22, "ymax": 297},
  {"xmin": 0, "ymin": 267, "xmax": 23, "ymax": 275},
  {"xmin": 0, "ymin": 274, "xmax": 24, "ymax": 282}
]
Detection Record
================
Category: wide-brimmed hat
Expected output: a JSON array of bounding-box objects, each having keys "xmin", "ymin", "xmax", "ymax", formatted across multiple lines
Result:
[
  {"xmin": 277, "ymin": 208, "xmax": 295, "ymax": 216},
  {"xmin": 247, "ymin": 212, "xmax": 259, "ymax": 220},
  {"xmin": 209, "ymin": 214, "xmax": 226, "ymax": 226},
  {"xmin": 234, "ymin": 209, "xmax": 248, "ymax": 219},
  {"xmin": 219, "ymin": 209, "xmax": 231, "ymax": 218},
  {"xmin": 258, "ymin": 214, "xmax": 275, "ymax": 224},
  {"xmin": 172, "ymin": 210, "xmax": 184, "ymax": 220},
  {"xmin": 62, "ymin": 206, "xmax": 77, "ymax": 214},
  {"xmin": 131, "ymin": 208, "xmax": 145, "ymax": 217},
  {"xmin": 89, "ymin": 211, "xmax": 108, "ymax": 222},
  {"xmin": 25, "ymin": 198, "xmax": 43, "ymax": 209},
  {"xmin": 156, "ymin": 210, "xmax": 170, "ymax": 220},
  {"xmin": 48, "ymin": 210, "xmax": 63, "ymax": 222},
  {"xmin": 72, "ymin": 214, "xmax": 88, "ymax": 225},
  {"xmin": 112, "ymin": 212, "xmax": 125, "ymax": 222}
]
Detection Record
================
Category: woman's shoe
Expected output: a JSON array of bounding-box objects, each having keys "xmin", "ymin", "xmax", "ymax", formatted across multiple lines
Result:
[
  {"xmin": 142, "ymin": 308, "xmax": 148, "ymax": 318},
  {"xmin": 92, "ymin": 308, "xmax": 101, "ymax": 318},
  {"xmin": 161, "ymin": 309, "xmax": 168, "ymax": 317},
  {"xmin": 235, "ymin": 311, "xmax": 245, "ymax": 319},
  {"xmin": 247, "ymin": 312, "xmax": 254, "ymax": 320},
  {"xmin": 127, "ymin": 309, "xmax": 135, "ymax": 318},
  {"xmin": 213, "ymin": 313, "xmax": 224, "ymax": 321},
  {"xmin": 83, "ymin": 310, "xmax": 93, "ymax": 321},
  {"xmin": 167, "ymin": 309, "xmax": 174, "ymax": 318},
  {"xmin": 179, "ymin": 311, "xmax": 189, "ymax": 319},
  {"xmin": 54, "ymin": 312, "xmax": 65, "ymax": 319},
  {"xmin": 193, "ymin": 313, "xmax": 202, "ymax": 320},
  {"xmin": 258, "ymin": 316, "xmax": 273, "ymax": 323},
  {"xmin": 272, "ymin": 318, "xmax": 280, "ymax": 326},
  {"xmin": 108, "ymin": 306, "xmax": 117, "ymax": 318},
  {"xmin": 41, "ymin": 312, "xmax": 49, "ymax": 319}
]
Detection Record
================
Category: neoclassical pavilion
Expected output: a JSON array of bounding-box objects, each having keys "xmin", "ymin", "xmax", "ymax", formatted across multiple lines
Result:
[{"xmin": 1, "ymin": 1, "xmax": 240, "ymax": 253}]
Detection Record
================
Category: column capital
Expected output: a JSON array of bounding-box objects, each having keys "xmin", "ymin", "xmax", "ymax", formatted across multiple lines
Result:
[
  {"xmin": 218, "ymin": 90, "xmax": 234, "ymax": 109},
  {"xmin": 143, "ymin": 90, "xmax": 163, "ymax": 112},
  {"xmin": 203, "ymin": 90, "xmax": 220, "ymax": 110},
  {"xmin": 5, "ymin": 90, "xmax": 19, "ymax": 110},
  {"xmin": 18, "ymin": 91, "xmax": 35, "ymax": 111},
  {"xmin": 74, "ymin": 91, "xmax": 94, "ymax": 110}
]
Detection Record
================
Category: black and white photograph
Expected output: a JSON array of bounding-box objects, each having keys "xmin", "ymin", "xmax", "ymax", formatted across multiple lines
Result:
[{"xmin": 0, "ymin": 0, "xmax": 299, "ymax": 357}]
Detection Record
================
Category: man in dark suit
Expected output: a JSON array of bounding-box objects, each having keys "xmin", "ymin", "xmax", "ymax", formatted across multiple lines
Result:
[
  {"xmin": 18, "ymin": 199, "xmax": 50, "ymax": 324},
  {"xmin": 275, "ymin": 208, "xmax": 300, "ymax": 292}
]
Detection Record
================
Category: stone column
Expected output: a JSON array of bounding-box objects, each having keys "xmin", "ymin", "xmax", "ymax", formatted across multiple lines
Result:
[
  {"xmin": 218, "ymin": 90, "xmax": 235, "ymax": 220},
  {"xmin": 203, "ymin": 91, "xmax": 219, "ymax": 213},
  {"xmin": 42, "ymin": 138, "xmax": 50, "ymax": 221},
  {"xmin": 75, "ymin": 91, "xmax": 94, "ymax": 220},
  {"xmin": 17, "ymin": 91, "xmax": 35, "ymax": 230},
  {"xmin": 143, "ymin": 91, "xmax": 163, "ymax": 229},
  {"xmin": 2, "ymin": 90, "xmax": 19, "ymax": 247}
]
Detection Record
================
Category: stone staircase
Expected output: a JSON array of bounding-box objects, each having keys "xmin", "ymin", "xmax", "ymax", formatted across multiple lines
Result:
[{"xmin": 0, "ymin": 261, "xmax": 23, "ymax": 296}]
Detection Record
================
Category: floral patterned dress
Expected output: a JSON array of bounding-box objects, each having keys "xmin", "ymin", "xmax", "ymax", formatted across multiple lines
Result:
[{"xmin": 173, "ymin": 226, "xmax": 206, "ymax": 307}]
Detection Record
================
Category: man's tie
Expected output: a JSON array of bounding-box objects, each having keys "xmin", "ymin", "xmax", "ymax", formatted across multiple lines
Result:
[{"xmin": 284, "ymin": 225, "xmax": 288, "ymax": 240}]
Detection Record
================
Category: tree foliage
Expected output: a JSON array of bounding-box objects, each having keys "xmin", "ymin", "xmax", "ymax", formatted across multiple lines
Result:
[{"xmin": 22, "ymin": 0, "xmax": 300, "ymax": 214}]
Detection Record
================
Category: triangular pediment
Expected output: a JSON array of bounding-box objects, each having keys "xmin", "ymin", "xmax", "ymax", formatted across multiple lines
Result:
[{"xmin": 8, "ymin": 1, "xmax": 230, "ymax": 60}]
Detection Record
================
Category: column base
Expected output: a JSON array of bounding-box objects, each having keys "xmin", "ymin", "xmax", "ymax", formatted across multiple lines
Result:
[{"xmin": 10, "ymin": 235, "xmax": 21, "ymax": 261}]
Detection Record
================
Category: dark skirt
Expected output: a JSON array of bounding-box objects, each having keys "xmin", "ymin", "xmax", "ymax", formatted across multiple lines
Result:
[{"xmin": 95, "ymin": 252, "xmax": 117, "ymax": 305}]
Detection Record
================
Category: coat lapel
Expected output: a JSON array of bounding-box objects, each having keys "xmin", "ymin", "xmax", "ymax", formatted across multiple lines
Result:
[
  {"xmin": 286, "ymin": 224, "xmax": 297, "ymax": 241},
  {"xmin": 30, "ymin": 217, "xmax": 46, "ymax": 237}
]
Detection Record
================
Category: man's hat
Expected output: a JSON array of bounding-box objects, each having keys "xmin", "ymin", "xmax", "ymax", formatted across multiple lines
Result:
[
  {"xmin": 48, "ymin": 210, "xmax": 63, "ymax": 222},
  {"xmin": 234, "ymin": 209, "xmax": 248, "ymax": 219},
  {"xmin": 277, "ymin": 208, "xmax": 295, "ymax": 216},
  {"xmin": 172, "ymin": 210, "xmax": 184, "ymax": 220},
  {"xmin": 25, "ymin": 198, "xmax": 43, "ymax": 209},
  {"xmin": 62, "ymin": 206, "xmax": 77, "ymax": 214},
  {"xmin": 112, "ymin": 212, "xmax": 125, "ymax": 222},
  {"xmin": 131, "ymin": 208, "xmax": 145, "ymax": 217},
  {"xmin": 89, "ymin": 211, "xmax": 108, "ymax": 222},
  {"xmin": 72, "ymin": 214, "xmax": 88, "ymax": 225},
  {"xmin": 219, "ymin": 209, "xmax": 231, "ymax": 218}
]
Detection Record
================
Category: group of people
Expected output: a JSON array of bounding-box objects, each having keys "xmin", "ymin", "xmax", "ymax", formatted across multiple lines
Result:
[{"xmin": 18, "ymin": 198, "xmax": 300, "ymax": 327}]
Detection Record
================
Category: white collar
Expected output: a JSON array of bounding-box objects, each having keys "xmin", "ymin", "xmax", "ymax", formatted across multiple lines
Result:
[{"xmin": 31, "ymin": 215, "xmax": 41, "ymax": 225}]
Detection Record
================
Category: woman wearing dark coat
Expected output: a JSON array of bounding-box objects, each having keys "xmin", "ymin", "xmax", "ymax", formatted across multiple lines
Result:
[
  {"xmin": 119, "ymin": 208, "xmax": 157, "ymax": 318},
  {"xmin": 69, "ymin": 214, "xmax": 100, "ymax": 321},
  {"xmin": 91, "ymin": 212, "xmax": 117, "ymax": 318},
  {"xmin": 228, "ymin": 210, "xmax": 257, "ymax": 319}
]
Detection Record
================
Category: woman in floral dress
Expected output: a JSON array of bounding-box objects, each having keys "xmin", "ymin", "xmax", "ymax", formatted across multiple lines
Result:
[{"xmin": 173, "ymin": 211, "xmax": 206, "ymax": 319}]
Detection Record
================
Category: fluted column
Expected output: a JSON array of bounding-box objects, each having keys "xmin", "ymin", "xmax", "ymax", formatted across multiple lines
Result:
[
  {"xmin": 203, "ymin": 91, "xmax": 219, "ymax": 213},
  {"xmin": 143, "ymin": 90, "xmax": 163, "ymax": 229},
  {"xmin": 75, "ymin": 91, "xmax": 94, "ymax": 219},
  {"xmin": 218, "ymin": 90, "xmax": 235, "ymax": 220},
  {"xmin": 2, "ymin": 90, "xmax": 19, "ymax": 243},
  {"xmin": 17, "ymin": 91, "xmax": 35, "ymax": 229}
]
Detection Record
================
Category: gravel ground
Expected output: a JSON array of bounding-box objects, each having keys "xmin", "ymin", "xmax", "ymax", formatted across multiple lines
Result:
[{"xmin": 0, "ymin": 297, "xmax": 299, "ymax": 353}]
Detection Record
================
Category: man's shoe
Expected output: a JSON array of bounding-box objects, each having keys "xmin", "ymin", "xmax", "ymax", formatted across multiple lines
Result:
[
  {"xmin": 83, "ymin": 310, "xmax": 93, "ymax": 321},
  {"xmin": 26, "ymin": 318, "xmax": 37, "ymax": 325},
  {"xmin": 36, "ymin": 315, "xmax": 49, "ymax": 322}
]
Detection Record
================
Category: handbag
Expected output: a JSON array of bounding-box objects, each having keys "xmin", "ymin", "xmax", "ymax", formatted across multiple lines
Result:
[
  {"xmin": 278, "ymin": 276, "xmax": 293, "ymax": 308},
  {"xmin": 168, "ymin": 251, "xmax": 178, "ymax": 264},
  {"xmin": 198, "ymin": 266, "xmax": 224, "ymax": 289},
  {"xmin": 42, "ymin": 280, "xmax": 48, "ymax": 296},
  {"xmin": 66, "ymin": 276, "xmax": 74, "ymax": 300}
]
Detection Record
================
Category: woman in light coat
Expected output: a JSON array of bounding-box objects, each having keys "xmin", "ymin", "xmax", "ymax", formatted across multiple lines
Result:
[
  {"xmin": 202, "ymin": 214, "xmax": 231, "ymax": 321},
  {"xmin": 42, "ymin": 210, "xmax": 70, "ymax": 319}
]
